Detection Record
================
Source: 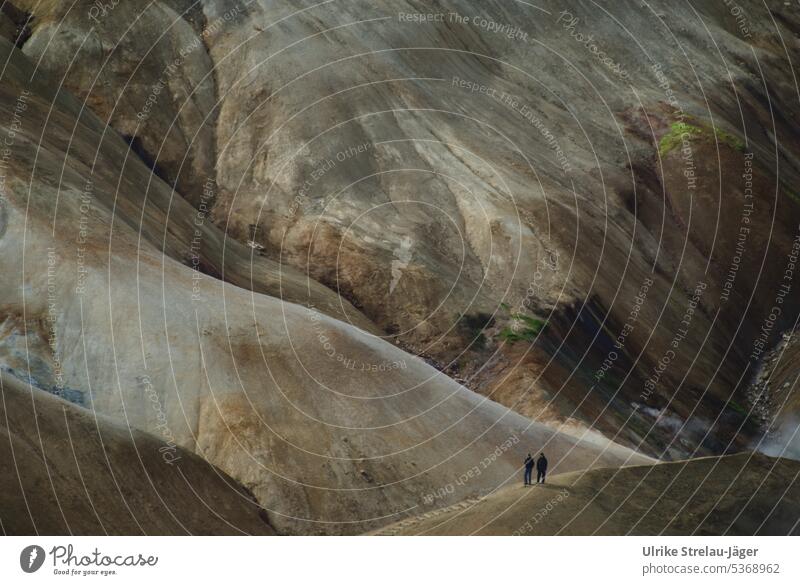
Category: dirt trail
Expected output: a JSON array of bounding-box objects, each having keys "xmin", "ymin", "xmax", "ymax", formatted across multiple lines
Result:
[{"xmin": 373, "ymin": 453, "xmax": 800, "ymax": 535}]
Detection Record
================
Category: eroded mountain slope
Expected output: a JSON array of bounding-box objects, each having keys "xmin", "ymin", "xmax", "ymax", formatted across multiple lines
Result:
[
  {"xmin": 0, "ymin": 371, "xmax": 276, "ymax": 535},
  {"xmin": 0, "ymin": 35, "xmax": 651, "ymax": 535},
  {"xmin": 14, "ymin": 0, "xmax": 800, "ymax": 457},
  {"xmin": 199, "ymin": 0, "xmax": 800, "ymax": 458}
]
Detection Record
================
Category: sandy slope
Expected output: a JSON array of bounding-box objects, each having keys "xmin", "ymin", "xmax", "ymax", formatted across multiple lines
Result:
[
  {"xmin": 11, "ymin": 0, "xmax": 800, "ymax": 458},
  {"xmin": 0, "ymin": 371, "xmax": 275, "ymax": 535},
  {"xmin": 374, "ymin": 453, "xmax": 800, "ymax": 535},
  {"xmin": 0, "ymin": 36, "xmax": 652, "ymax": 534},
  {"xmin": 4, "ymin": 1, "xmax": 794, "ymax": 537}
]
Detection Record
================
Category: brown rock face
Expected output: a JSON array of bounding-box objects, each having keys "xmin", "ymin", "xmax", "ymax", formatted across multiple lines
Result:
[
  {"xmin": 2, "ymin": 0, "xmax": 800, "ymax": 536},
  {"xmin": 73, "ymin": 0, "xmax": 800, "ymax": 458},
  {"xmin": 0, "ymin": 34, "xmax": 649, "ymax": 535},
  {"xmin": 0, "ymin": 372, "xmax": 275, "ymax": 535},
  {"xmin": 13, "ymin": 0, "xmax": 800, "ymax": 458},
  {"xmin": 16, "ymin": 0, "xmax": 217, "ymax": 205}
]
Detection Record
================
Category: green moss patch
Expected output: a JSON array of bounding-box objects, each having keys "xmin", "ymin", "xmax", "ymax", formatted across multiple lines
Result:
[
  {"xmin": 659, "ymin": 122, "xmax": 702, "ymax": 156},
  {"xmin": 658, "ymin": 119, "xmax": 744, "ymax": 157},
  {"xmin": 498, "ymin": 313, "xmax": 546, "ymax": 344}
]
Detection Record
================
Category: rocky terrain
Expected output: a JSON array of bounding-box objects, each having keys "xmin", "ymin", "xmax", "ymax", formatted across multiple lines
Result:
[
  {"xmin": 0, "ymin": 28, "xmax": 650, "ymax": 535},
  {"xmin": 1, "ymin": 0, "xmax": 799, "ymax": 535},
  {"xmin": 746, "ymin": 328, "xmax": 800, "ymax": 459}
]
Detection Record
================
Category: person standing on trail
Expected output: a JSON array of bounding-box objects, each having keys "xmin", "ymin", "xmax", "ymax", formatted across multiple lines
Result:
[
  {"xmin": 536, "ymin": 453, "xmax": 548, "ymax": 484},
  {"xmin": 523, "ymin": 453, "xmax": 534, "ymax": 486}
]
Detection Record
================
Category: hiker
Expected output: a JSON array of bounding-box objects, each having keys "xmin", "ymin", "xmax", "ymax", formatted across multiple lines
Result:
[
  {"xmin": 523, "ymin": 453, "xmax": 534, "ymax": 485},
  {"xmin": 536, "ymin": 453, "xmax": 548, "ymax": 483}
]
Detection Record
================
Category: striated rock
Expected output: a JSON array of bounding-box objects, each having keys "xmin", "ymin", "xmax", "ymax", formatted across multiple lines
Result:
[
  {"xmin": 3, "ymin": 0, "xmax": 800, "ymax": 536},
  {"xmin": 0, "ymin": 35, "xmax": 650, "ymax": 535},
  {"xmin": 10, "ymin": 0, "xmax": 800, "ymax": 457},
  {"xmin": 15, "ymin": 0, "xmax": 218, "ymax": 205},
  {"xmin": 197, "ymin": 0, "xmax": 800, "ymax": 456},
  {"xmin": 0, "ymin": 31, "xmax": 371, "ymax": 331},
  {"xmin": 0, "ymin": 371, "xmax": 275, "ymax": 535}
]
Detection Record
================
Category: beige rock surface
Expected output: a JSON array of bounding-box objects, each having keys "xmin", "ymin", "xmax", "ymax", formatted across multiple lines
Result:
[
  {"xmin": 16, "ymin": 0, "xmax": 217, "ymax": 205},
  {"xmin": 179, "ymin": 0, "xmax": 800, "ymax": 456},
  {"xmin": 3, "ymin": 0, "xmax": 800, "ymax": 536},
  {"xmin": 12, "ymin": 0, "xmax": 800, "ymax": 458},
  {"xmin": 0, "ymin": 371, "xmax": 275, "ymax": 535},
  {"xmin": 0, "ymin": 35, "xmax": 651, "ymax": 534}
]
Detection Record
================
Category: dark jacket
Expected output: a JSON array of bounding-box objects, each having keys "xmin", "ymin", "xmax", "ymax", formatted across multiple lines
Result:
[
  {"xmin": 524, "ymin": 455, "xmax": 534, "ymax": 469},
  {"xmin": 536, "ymin": 455, "xmax": 548, "ymax": 471}
]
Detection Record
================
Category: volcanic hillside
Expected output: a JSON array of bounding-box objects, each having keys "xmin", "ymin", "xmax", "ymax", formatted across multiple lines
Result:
[
  {"xmin": 0, "ymin": 29, "xmax": 650, "ymax": 534},
  {"xmin": 0, "ymin": 371, "xmax": 276, "ymax": 535},
  {"xmin": 1, "ymin": 0, "xmax": 800, "ymax": 535}
]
